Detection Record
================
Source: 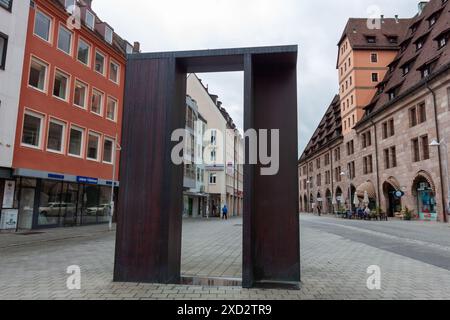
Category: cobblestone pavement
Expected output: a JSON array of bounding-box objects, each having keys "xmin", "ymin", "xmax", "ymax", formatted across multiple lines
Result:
[{"xmin": 0, "ymin": 215, "xmax": 450, "ymax": 300}]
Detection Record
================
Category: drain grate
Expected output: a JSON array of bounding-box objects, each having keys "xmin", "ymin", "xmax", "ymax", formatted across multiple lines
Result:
[{"xmin": 181, "ymin": 276, "xmax": 242, "ymax": 287}]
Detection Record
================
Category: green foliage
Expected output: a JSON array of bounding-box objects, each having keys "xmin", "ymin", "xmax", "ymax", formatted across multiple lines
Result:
[{"xmin": 402, "ymin": 206, "xmax": 413, "ymax": 221}]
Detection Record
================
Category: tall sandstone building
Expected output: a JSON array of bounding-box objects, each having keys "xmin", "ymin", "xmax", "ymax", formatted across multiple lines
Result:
[{"xmin": 299, "ymin": 0, "xmax": 450, "ymax": 222}]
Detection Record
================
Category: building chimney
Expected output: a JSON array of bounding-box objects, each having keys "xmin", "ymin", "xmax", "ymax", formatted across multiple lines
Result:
[
  {"xmin": 133, "ymin": 42, "xmax": 141, "ymax": 53},
  {"xmin": 380, "ymin": 15, "xmax": 384, "ymax": 23},
  {"xmin": 418, "ymin": 1, "xmax": 428, "ymax": 15},
  {"xmin": 210, "ymin": 94, "xmax": 218, "ymax": 104},
  {"xmin": 395, "ymin": 15, "xmax": 399, "ymax": 23},
  {"xmin": 217, "ymin": 101, "xmax": 222, "ymax": 108}
]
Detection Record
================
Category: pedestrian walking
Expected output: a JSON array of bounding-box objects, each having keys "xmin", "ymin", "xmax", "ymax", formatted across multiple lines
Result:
[{"xmin": 222, "ymin": 204, "xmax": 228, "ymax": 220}]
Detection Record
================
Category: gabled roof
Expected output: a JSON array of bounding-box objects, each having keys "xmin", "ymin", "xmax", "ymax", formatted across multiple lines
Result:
[
  {"xmin": 360, "ymin": 0, "xmax": 450, "ymax": 123},
  {"xmin": 338, "ymin": 18, "xmax": 411, "ymax": 48},
  {"xmin": 299, "ymin": 95, "xmax": 342, "ymax": 163}
]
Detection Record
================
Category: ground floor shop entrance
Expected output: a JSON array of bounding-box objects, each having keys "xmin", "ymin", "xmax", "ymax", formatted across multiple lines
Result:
[{"xmin": 13, "ymin": 176, "xmax": 118, "ymax": 230}]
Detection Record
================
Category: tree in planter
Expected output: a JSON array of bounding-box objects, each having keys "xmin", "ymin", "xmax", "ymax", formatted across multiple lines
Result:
[
  {"xmin": 402, "ymin": 206, "xmax": 413, "ymax": 221},
  {"xmin": 370, "ymin": 207, "xmax": 384, "ymax": 221}
]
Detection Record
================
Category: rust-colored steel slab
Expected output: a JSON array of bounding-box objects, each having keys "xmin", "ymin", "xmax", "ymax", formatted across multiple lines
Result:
[{"xmin": 114, "ymin": 46, "xmax": 300, "ymax": 288}]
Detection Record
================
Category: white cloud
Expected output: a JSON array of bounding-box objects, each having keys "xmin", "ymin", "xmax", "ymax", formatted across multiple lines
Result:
[{"xmin": 92, "ymin": 0, "xmax": 417, "ymax": 156}]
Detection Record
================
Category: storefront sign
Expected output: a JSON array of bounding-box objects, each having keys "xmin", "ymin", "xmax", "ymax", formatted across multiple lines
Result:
[
  {"xmin": 2, "ymin": 180, "xmax": 15, "ymax": 209},
  {"xmin": 77, "ymin": 176, "xmax": 98, "ymax": 184},
  {"xmin": 48, "ymin": 173, "xmax": 65, "ymax": 180},
  {"xmin": 0, "ymin": 209, "xmax": 18, "ymax": 230}
]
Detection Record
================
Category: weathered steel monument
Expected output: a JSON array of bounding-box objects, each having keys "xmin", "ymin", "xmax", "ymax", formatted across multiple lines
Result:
[{"xmin": 114, "ymin": 46, "xmax": 300, "ymax": 289}]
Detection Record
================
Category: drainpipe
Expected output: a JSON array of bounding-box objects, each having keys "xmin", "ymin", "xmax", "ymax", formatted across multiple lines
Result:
[
  {"xmin": 370, "ymin": 119, "xmax": 381, "ymax": 209},
  {"xmin": 330, "ymin": 147, "xmax": 335, "ymax": 214},
  {"xmin": 426, "ymin": 81, "xmax": 448, "ymax": 223}
]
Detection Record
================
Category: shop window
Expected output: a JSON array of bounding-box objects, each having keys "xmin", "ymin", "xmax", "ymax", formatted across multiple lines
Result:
[
  {"xmin": 22, "ymin": 111, "xmax": 44, "ymax": 148},
  {"xmin": 38, "ymin": 180, "xmax": 63, "ymax": 227},
  {"xmin": 47, "ymin": 119, "xmax": 66, "ymax": 153},
  {"xmin": 416, "ymin": 179, "xmax": 437, "ymax": 221},
  {"xmin": 29, "ymin": 57, "xmax": 48, "ymax": 92},
  {"xmin": 77, "ymin": 38, "xmax": 90, "ymax": 66}
]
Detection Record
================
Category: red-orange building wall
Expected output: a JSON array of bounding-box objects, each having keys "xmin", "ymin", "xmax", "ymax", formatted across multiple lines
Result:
[{"xmin": 13, "ymin": 1, "xmax": 125, "ymax": 181}]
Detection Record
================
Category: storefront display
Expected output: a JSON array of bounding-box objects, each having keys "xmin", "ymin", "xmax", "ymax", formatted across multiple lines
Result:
[{"xmin": 417, "ymin": 182, "xmax": 437, "ymax": 221}]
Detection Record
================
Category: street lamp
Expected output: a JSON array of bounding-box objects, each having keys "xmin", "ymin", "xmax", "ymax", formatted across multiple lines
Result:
[
  {"xmin": 341, "ymin": 171, "xmax": 352, "ymax": 216},
  {"xmin": 109, "ymin": 134, "xmax": 122, "ymax": 231},
  {"xmin": 430, "ymin": 139, "xmax": 450, "ymax": 223}
]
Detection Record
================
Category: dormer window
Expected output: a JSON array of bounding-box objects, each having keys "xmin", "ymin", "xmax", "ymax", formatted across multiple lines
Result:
[
  {"xmin": 402, "ymin": 64, "xmax": 411, "ymax": 76},
  {"xmin": 416, "ymin": 40, "xmax": 424, "ymax": 51},
  {"xmin": 366, "ymin": 36, "xmax": 376, "ymax": 44},
  {"xmin": 388, "ymin": 36, "xmax": 398, "ymax": 44},
  {"xmin": 65, "ymin": 0, "xmax": 76, "ymax": 13},
  {"xmin": 427, "ymin": 9, "xmax": 443, "ymax": 28},
  {"xmin": 105, "ymin": 27, "xmax": 113, "ymax": 44},
  {"xmin": 439, "ymin": 36, "xmax": 447, "ymax": 49},
  {"xmin": 85, "ymin": 10, "xmax": 95, "ymax": 30},
  {"xmin": 421, "ymin": 66, "xmax": 431, "ymax": 78},
  {"xmin": 434, "ymin": 29, "xmax": 450, "ymax": 49},
  {"xmin": 126, "ymin": 43, "xmax": 133, "ymax": 54}
]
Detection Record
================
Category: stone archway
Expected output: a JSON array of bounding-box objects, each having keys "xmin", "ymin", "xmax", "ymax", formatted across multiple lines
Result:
[
  {"xmin": 383, "ymin": 178, "xmax": 402, "ymax": 218},
  {"xmin": 325, "ymin": 189, "xmax": 332, "ymax": 214},
  {"xmin": 412, "ymin": 171, "xmax": 438, "ymax": 221}
]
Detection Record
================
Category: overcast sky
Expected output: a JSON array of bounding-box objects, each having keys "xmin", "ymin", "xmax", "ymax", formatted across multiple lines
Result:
[{"xmin": 92, "ymin": 0, "xmax": 417, "ymax": 156}]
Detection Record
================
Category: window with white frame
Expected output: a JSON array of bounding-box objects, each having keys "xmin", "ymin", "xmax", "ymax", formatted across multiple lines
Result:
[
  {"xmin": 103, "ymin": 138, "xmax": 114, "ymax": 164},
  {"xmin": 34, "ymin": 10, "xmax": 52, "ymax": 42},
  {"xmin": 68, "ymin": 126, "xmax": 84, "ymax": 157},
  {"xmin": 53, "ymin": 70, "xmax": 69, "ymax": 101},
  {"xmin": 77, "ymin": 38, "xmax": 90, "ymax": 66},
  {"xmin": 22, "ymin": 111, "xmax": 44, "ymax": 148},
  {"xmin": 29, "ymin": 57, "xmax": 48, "ymax": 91},
  {"xmin": 74, "ymin": 80, "xmax": 87, "ymax": 108},
  {"xmin": 91, "ymin": 89, "xmax": 104, "ymax": 115},
  {"xmin": 105, "ymin": 27, "xmax": 113, "ymax": 44},
  {"xmin": 209, "ymin": 173, "xmax": 217, "ymax": 184},
  {"xmin": 106, "ymin": 97, "xmax": 117, "ymax": 121},
  {"xmin": 94, "ymin": 50, "xmax": 105, "ymax": 75},
  {"xmin": 85, "ymin": 10, "xmax": 95, "ymax": 30},
  {"xmin": 87, "ymin": 132, "xmax": 100, "ymax": 160},
  {"xmin": 109, "ymin": 60, "xmax": 120, "ymax": 83},
  {"xmin": 57, "ymin": 25, "xmax": 72, "ymax": 55},
  {"xmin": 47, "ymin": 119, "xmax": 66, "ymax": 153}
]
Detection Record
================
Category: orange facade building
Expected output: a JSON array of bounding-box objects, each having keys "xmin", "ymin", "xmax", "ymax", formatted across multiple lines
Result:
[
  {"xmin": 12, "ymin": 0, "xmax": 133, "ymax": 229},
  {"xmin": 337, "ymin": 18, "xmax": 410, "ymax": 134}
]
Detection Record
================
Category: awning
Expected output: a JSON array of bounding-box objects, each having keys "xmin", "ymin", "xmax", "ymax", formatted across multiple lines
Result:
[{"xmin": 356, "ymin": 181, "xmax": 376, "ymax": 199}]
